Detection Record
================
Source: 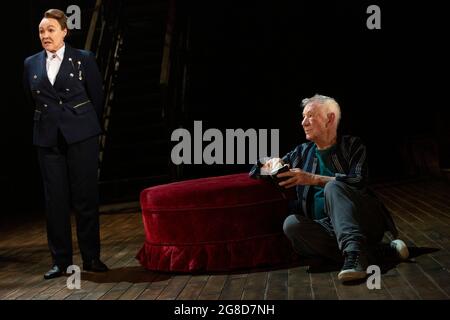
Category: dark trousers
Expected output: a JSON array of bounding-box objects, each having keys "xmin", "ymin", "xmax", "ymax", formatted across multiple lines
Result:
[
  {"xmin": 37, "ymin": 131, "xmax": 100, "ymax": 267},
  {"xmin": 283, "ymin": 180, "xmax": 387, "ymax": 263}
]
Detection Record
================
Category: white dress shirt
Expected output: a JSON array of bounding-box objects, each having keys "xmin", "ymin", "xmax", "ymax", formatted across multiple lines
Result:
[{"xmin": 46, "ymin": 45, "xmax": 65, "ymax": 86}]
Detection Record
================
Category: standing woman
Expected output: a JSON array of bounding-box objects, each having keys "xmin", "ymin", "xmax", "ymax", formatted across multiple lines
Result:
[{"xmin": 23, "ymin": 9, "xmax": 108, "ymax": 279}]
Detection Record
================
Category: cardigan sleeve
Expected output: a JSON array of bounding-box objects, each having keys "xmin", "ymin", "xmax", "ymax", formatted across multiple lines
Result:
[{"xmin": 334, "ymin": 137, "xmax": 368, "ymax": 188}]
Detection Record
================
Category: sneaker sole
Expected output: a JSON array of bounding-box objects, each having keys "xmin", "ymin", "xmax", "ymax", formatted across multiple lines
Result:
[
  {"xmin": 338, "ymin": 270, "xmax": 367, "ymax": 282},
  {"xmin": 391, "ymin": 239, "xmax": 410, "ymax": 260}
]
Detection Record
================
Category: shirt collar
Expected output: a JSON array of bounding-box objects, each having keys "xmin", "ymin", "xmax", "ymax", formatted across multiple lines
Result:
[{"xmin": 46, "ymin": 44, "xmax": 65, "ymax": 60}]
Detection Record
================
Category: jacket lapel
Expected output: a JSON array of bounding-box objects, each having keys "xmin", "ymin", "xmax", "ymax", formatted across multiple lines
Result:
[
  {"xmin": 38, "ymin": 50, "xmax": 58, "ymax": 95},
  {"xmin": 53, "ymin": 44, "xmax": 74, "ymax": 91}
]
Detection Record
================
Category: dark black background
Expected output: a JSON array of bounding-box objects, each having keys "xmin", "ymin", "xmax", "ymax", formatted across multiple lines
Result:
[
  {"xmin": 1, "ymin": 0, "xmax": 448, "ymax": 221},
  {"xmin": 183, "ymin": 0, "xmax": 448, "ymax": 178}
]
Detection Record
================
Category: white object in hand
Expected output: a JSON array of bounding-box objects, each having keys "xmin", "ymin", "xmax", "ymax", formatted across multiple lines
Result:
[{"xmin": 260, "ymin": 158, "xmax": 284, "ymax": 175}]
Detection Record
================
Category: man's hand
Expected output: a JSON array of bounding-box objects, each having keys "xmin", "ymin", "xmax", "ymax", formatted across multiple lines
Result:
[
  {"xmin": 277, "ymin": 168, "xmax": 312, "ymax": 188},
  {"xmin": 277, "ymin": 169, "xmax": 336, "ymax": 188}
]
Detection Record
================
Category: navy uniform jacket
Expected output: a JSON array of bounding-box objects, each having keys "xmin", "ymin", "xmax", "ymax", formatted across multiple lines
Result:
[{"xmin": 23, "ymin": 43, "xmax": 104, "ymax": 147}]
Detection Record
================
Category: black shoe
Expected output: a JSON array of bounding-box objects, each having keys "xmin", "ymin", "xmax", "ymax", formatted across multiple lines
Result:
[
  {"xmin": 83, "ymin": 259, "xmax": 108, "ymax": 272},
  {"xmin": 44, "ymin": 265, "xmax": 66, "ymax": 280},
  {"xmin": 338, "ymin": 251, "xmax": 368, "ymax": 282}
]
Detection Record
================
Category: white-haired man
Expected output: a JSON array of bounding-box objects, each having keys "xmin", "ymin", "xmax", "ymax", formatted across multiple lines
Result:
[{"xmin": 250, "ymin": 94, "xmax": 409, "ymax": 282}]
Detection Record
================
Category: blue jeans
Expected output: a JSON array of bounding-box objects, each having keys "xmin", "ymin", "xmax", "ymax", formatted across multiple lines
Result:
[{"xmin": 283, "ymin": 180, "xmax": 387, "ymax": 262}]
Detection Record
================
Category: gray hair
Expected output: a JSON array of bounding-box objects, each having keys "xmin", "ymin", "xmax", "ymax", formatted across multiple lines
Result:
[{"xmin": 301, "ymin": 94, "xmax": 341, "ymax": 126}]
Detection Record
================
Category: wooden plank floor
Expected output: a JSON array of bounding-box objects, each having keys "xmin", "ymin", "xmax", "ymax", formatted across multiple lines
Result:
[{"xmin": 1, "ymin": 179, "xmax": 450, "ymax": 300}]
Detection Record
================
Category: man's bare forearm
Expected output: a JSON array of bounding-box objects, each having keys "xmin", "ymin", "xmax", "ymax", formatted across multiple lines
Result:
[
  {"xmin": 277, "ymin": 169, "xmax": 336, "ymax": 188},
  {"xmin": 310, "ymin": 174, "xmax": 336, "ymax": 187}
]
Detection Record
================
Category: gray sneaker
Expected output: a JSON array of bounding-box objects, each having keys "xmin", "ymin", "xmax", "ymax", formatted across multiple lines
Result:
[
  {"xmin": 338, "ymin": 251, "xmax": 369, "ymax": 282},
  {"xmin": 390, "ymin": 239, "xmax": 409, "ymax": 260}
]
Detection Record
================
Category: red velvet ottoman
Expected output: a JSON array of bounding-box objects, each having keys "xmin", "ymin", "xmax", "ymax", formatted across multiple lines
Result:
[{"xmin": 136, "ymin": 173, "xmax": 297, "ymax": 272}]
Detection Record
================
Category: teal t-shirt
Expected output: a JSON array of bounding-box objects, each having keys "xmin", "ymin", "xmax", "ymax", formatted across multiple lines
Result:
[{"xmin": 312, "ymin": 145, "xmax": 336, "ymax": 220}]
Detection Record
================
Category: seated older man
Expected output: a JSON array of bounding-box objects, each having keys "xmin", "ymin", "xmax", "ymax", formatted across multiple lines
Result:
[{"xmin": 250, "ymin": 94, "xmax": 409, "ymax": 282}]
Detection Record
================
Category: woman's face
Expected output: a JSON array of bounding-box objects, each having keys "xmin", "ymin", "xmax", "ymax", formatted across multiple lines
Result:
[{"xmin": 39, "ymin": 18, "xmax": 67, "ymax": 52}]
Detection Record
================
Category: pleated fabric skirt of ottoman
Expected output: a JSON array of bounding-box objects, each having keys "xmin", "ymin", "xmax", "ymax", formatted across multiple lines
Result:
[{"xmin": 136, "ymin": 173, "xmax": 297, "ymax": 272}]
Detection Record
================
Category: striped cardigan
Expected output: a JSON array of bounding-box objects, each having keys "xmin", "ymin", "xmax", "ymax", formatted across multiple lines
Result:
[{"xmin": 250, "ymin": 135, "xmax": 398, "ymax": 238}]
